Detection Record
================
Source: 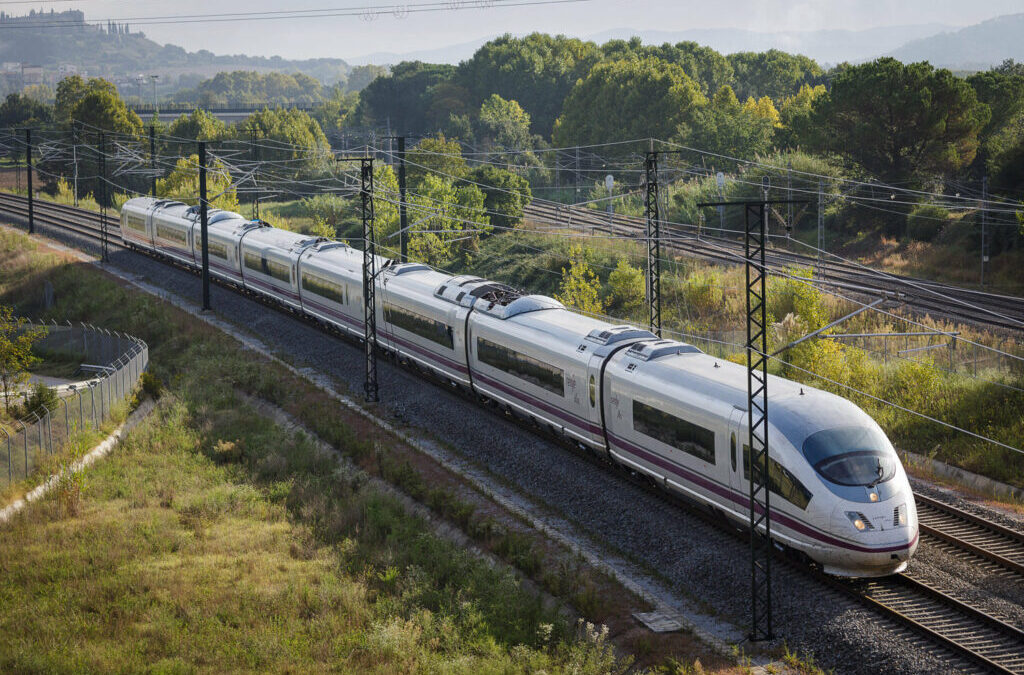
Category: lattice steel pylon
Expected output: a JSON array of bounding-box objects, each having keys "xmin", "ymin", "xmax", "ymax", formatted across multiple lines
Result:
[
  {"xmin": 745, "ymin": 199, "xmax": 772, "ymax": 642},
  {"xmin": 360, "ymin": 158, "xmax": 380, "ymax": 403},
  {"xmin": 644, "ymin": 152, "xmax": 661, "ymax": 337}
]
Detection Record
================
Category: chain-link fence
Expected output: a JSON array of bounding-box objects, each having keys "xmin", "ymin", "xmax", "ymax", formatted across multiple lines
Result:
[{"xmin": 1, "ymin": 320, "xmax": 148, "ymax": 487}]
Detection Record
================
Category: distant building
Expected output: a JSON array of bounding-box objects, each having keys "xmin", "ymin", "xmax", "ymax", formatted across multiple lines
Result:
[
  {"xmin": 21, "ymin": 64, "xmax": 43, "ymax": 85},
  {"xmin": 58, "ymin": 64, "xmax": 78, "ymax": 76}
]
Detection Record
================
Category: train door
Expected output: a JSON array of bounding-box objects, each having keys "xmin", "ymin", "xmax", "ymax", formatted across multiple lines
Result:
[
  {"xmin": 584, "ymin": 352, "xmax": 607, "ymax": 448},
  {"xmin": 728, "ymin": 406, "xmax": 748, "ymax": 518}
]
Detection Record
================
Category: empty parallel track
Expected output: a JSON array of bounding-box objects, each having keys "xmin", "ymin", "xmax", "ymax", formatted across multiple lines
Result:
[
  {"xmin": 916, "ymin": 493, "xmax": 1024, "ymax": 578},
  {"xmin": 4, "ymin": 192, "xmax": 1024, "ymax": 672},
  {"xmin": 523, "ymin": 201, "xmax": 1024, "ymax": 332}
]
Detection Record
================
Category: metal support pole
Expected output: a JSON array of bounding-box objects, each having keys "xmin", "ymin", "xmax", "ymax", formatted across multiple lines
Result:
[
  {"xmin": 786, "ymin": 161, "xmax": 793, "ymax": 237},
  {"xmin": 250, "ymin": 128, "xmax": 260, "ymax": 220},
  {"xmin": 72, "ymin": 122, "xmax": 79, "ymax": 207},
  {"xmin": 644, "ymin": 152, "xmax": 662, "ymax": 337},
  {"xmin": 817, "ymin": 180, "xmax": 823, "ymax": 262},
  {"xmin": 745, "ymin": 197, "xmax": 773, "ymax": 642},
  {"xmin": 25, "ymin": 128, "xmax": 33, "ymax": 234},
  {"xmin": 980, "ymin": 175, "xmax": 988, "ymax": 287},
  {"xmin": 360, "ymin": 158, "xmax": 379, "ymax": 402},
  {"xmin": 397, "ymin": 136, "xmax": 408, "ymax": 262},
  {"xmin": 99, "ymin": 132, "xmax": 108, "ymax": 262},
  {"xmin": 149, "ymin": 124, "xmax": 157, "ymax": 197},
  {"xmin": 198, "ymin": 141, "xmax": 211, "ymax": 311},
  {"xmin": 3, "ymin": 427, "xmax": 10, "ymax": 484}
]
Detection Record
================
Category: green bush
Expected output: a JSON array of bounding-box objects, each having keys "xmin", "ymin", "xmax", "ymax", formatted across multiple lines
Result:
[
  {"xmin": 906, "ymin": 204, "xmax": 949, "ymax": 242},
  {"xmin": 140, "ymin": 371, "xmax": 163, "ymax": 399},
  {"xmin": 301, "ymin": 194, "xmax": 347, "ymax": 228},
  {"xmin": 20, "ymin": 382, "xmax": 59, "ymax": 419}
]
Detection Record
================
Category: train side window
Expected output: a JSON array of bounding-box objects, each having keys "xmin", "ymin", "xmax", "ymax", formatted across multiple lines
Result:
[
  {"xmin": 632, "ymin": 400, "xmax": 715, "ymax": 464},
  {"xmin": 730, "ymin": 433, "xmax": 736, "ymax": 471},
  {"xmin": 589, "ymin": 375, "xmax": 596, "ymax": 407},
  {"xmin": 477, "ymin": 337, "xmax": 564, "ymax": 396},
  {"xmin": 742, "ymin": 445, "xmax": 812, "ymax": 510},
  {"xmin": 384, "ymin": 302, "xmax": 454, "ymax": 350}
]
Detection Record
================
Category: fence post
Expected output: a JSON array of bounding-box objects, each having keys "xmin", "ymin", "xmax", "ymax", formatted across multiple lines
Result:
[
  {"xmin": 19, "ymin": 420, "xmax": 27, "ymax": 479},
  {"xmin": 62, "ymin": 397, "xmax": 69, "ymax": 443},
  {"xmin": 3, "ymin": 426, "xmax": 10, "ymax": 484}
]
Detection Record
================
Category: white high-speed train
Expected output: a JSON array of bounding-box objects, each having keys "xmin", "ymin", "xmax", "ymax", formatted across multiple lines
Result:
[{"xmin": 121, "ymin": 196, "xmax": 919, "ymax": 577}]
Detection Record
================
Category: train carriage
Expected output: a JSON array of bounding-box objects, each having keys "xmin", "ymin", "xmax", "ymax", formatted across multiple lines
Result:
[
  {"xmin": 296, "ymin": 241, "xmax": 368, "ymax": 337},
  {"xmin": 119, "ymin": 198, "xmax": 154, "ymax": 247},
  {"xmin": 238, "ymin": 227, "xmax": 316, "ymax": 310},
  {"xmin": 467, "ymin": 295, "xmax": 608, "ymax": 445},
  {"xmin": 376, "ymin": 264, "xmax": 469, "ymax": 382}
]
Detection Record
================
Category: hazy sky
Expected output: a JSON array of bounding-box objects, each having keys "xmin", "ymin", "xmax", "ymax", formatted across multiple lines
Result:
[{"xmin": 37, "ymin": 0, "xmax": 1024, "ymax": 60}]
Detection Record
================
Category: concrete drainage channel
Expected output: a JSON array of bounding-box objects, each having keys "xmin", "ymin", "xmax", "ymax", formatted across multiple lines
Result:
[{"xmin": 0, "ymin": 399, "xmax": 156, "ymax": 525}]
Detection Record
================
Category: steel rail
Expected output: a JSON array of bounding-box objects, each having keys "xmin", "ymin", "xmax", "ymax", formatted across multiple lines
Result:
[{"xmin": 915, "ymin": 493, "xmax": 1024, "ymax": 578}]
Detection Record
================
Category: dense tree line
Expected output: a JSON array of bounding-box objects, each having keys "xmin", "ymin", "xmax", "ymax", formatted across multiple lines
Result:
[{"xmin": 3, "ymin": 34, "xmax": 1023, "ymax": 249}]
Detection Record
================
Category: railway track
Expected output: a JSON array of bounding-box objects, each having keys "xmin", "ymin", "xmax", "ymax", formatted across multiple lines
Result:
[
  {"xmin": 4, "ymin": 192, "xmax": 1024, "ymax": 673},
  {"xmin": 523, "ymin": 201, "xmax": 1024, "ymax": 333},
  {"xmin": 916, "ymin": 493, "xmax": 1024, "ymax": 578}
]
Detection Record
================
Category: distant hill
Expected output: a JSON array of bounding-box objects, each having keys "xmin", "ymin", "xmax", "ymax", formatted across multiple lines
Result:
[
  {"xmin": 887, "ymin": 14, "xmax": 1024, "ymax": 69},
  {"xmin": 0, "ymin": 10, "xmax": 351, "ymax": 85}
]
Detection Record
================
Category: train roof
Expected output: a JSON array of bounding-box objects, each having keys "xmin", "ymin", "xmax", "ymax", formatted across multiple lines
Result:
[{"xmin": 242, "ymin": 226, "xmax": 321, "ymax": 253}]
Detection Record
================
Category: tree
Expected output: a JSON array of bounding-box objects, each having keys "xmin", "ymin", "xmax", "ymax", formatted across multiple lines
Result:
[
  {"xmin": 553, "ymin": 57, "xmax": 706, "ymax": 148},
  {"xmin": 777, "ymin": 83, "xmax": 826, "ymax": 148},
  {"xmin": 407, "ymin": 173, "xmax": 489, "ymax": 266},
  {"xmin": 54, "ymin": 74, "xmax": 88, "ymax": 123},
  {"xmin": 71, "ymin": 79, "xmax": 144, "ymax": 136},
  {"xmin": 309, "ymin": 89, "xmax": 359, "ymax": 132},
  {"xmin": 599, "ymin": 38, "xmax": 734, "ymax": 95},
  {"xmin": 555, "ymin": 245, "xmax": 605, "ymax": 315},
  {"xmin": 967, "ymin": 66, "xmax": 1024, "ymax": 174},
  {"xmin": 354, "ymin": 61, "xmax": 455, "ymax": 133},
  {"xmin": 370, "ymin": 164, "xmax": 401, "ymax": 241},
  {"xmin": 456, "ymin": 33, "xmax": 603, "ymax": 136},
  {"xmin": 475, "ymin": 94, "xmax": 532, "ymax": 150},
  {"xmin": 467, "ymin": 165, "xmax": 532, "ymax": 230},
  {"xmin": 156, "ymin": 154, "xmax": 239, "ymax": 211},
  {"xmin": 167, "ymin": 109, "xmax": 227, "ymax": 141},
  {"xmin": 727, "ymin": 49, "xmax": 822, "ymax": 100},
  {"xmin": 606, "ymin": 258, "xmax": 644, "ymax": 315},
  {"xmin": 0, "ymin": 306, "xmax": 45, "ymax": 414},
  {"xmin": 0, "ymin": 93, "xmax": 52, "ymax": 127},
  {"xmin": 682, "ymin": 85, "xmax": 774, "ymax": 160},
  {"xmin": 742, "ymin": 96, "xmax": 781, "ymax": 128},
  {"xmin": 406, "ymin": 135, "xmax": 468, "ymax": 186},
  {"xmin": 237, "ymin": 108, "xmax": 330, "ymax": 173},
  {"xmin": 345, "ymin": 64, "xmax": 388, "ymax": 93},
  {"xmin": 811, "ymin": 58, "xmax": 990, "ymax": 182},
  {"xmin": 176, "ymin": 71, "xmax": 326, "ymax": 107}
]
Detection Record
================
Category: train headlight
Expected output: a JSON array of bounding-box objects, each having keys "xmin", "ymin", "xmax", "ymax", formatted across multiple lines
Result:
[
  {"xmin": 845, "ymin": 511, "xmax": 873, "ymax": 532},
  {"xmin": 896, "ymin": 503, "xmax": 908, "ymax": 527}
]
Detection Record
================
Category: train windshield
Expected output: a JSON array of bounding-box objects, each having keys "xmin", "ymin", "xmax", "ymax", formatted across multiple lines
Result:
[{"xmin": 802, "ymin": 426, "xmax": 897, "ymax": 487}]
